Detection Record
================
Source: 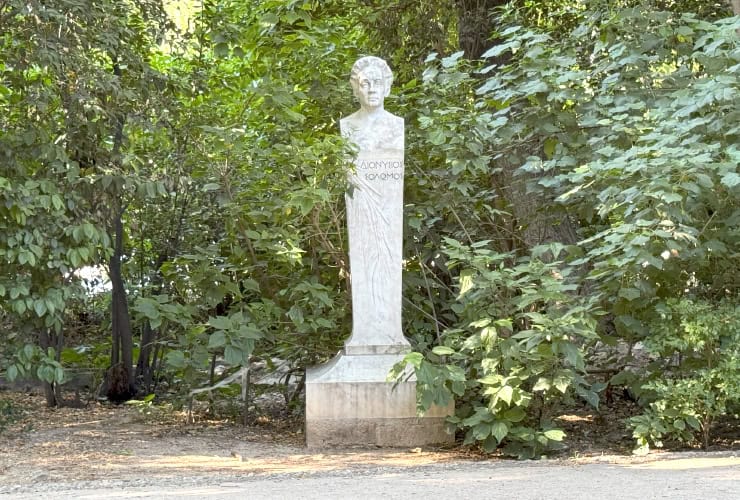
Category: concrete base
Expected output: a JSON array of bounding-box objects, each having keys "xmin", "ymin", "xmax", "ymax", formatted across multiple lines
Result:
[{"xmin": 305, "ymin": 350, "xmax": 453, "ymax": 448}]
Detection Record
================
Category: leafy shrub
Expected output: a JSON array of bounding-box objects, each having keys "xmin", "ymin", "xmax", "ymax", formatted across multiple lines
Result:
[
  {"xmin": 394, "ymin": 241, "xmax": 603, "ymax": 458},
  {"xmin": 5, "ymin": 344, "xmax": 65, "ymax": 386},
  {"xmin": 630, "ymin": 299, "xmax": 740, "ymax": 452}
]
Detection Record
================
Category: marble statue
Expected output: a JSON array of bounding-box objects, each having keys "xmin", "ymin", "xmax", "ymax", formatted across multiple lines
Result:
[
  {"xmin": 304, "ymin": 56, "xmax": 451, "ymax": 447},
  {"xmin": 340, "ymin": 56, "xmax": 408, "ymax": 354}
]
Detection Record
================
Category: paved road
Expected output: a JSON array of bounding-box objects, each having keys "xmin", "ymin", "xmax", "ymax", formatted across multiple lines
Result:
[{"xmin": 2, "ymin": 453, "xmax": 738, "ymax": 499}]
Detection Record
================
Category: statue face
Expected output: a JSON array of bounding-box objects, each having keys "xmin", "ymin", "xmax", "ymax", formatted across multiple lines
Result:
[{"xmin": 354, "ymin": 66, "xmax": 388, "ymax": 111}]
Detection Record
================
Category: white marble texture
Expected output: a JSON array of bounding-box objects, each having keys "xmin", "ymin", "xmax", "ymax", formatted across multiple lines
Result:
[
  {"xmin": 304, "ymin": 57, "xmax": 453, "ymax": 447},
  {"xmin": 339, "ymin": 56, "xmax": 409, "ymax": 354}
]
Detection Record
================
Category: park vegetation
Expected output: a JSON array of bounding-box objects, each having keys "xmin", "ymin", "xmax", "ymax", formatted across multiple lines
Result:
[{"xmin": 1, "ymin": 0, "xmax": 738, "ymax": 457}]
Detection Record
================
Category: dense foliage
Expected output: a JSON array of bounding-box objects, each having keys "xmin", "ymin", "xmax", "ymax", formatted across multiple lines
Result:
[{"xmin": 1, "ymin": 0, "xmax": 738, "ymax": 455}]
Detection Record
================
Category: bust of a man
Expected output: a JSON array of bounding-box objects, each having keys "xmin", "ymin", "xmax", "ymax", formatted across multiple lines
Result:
[{"xmin": 340, "ymin": 56, "xmax": 404, "ymax": 154}]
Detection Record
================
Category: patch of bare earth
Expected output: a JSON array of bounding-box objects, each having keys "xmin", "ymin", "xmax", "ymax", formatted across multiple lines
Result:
[
  {"xmin": 1, "ymin": 390, "xmax": 738, "ymax": 487},
  {"xmin": 0, "ymin": 392, "xmax": 466, "ymax": 486},
  {"xmin": 552, "ymin": 390, "xmax": 740, "ymax": 459}
]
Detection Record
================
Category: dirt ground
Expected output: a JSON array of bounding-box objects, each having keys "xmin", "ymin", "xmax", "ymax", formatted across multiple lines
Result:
[{"xmin": 1, "ymin": 390, "xmax": 738, "ymax": 488}]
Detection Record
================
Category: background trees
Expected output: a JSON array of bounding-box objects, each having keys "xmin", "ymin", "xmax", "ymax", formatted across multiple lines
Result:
[{"xmin": 1, "ymin": 0, "xmax": 737, "ymax": 454}]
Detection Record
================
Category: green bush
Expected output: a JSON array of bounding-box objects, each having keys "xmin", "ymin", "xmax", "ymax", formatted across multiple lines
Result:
[
  {"xmin": 5, "ymin": 344, "xmax": 65, "ymax": 386},
  {"xmin": 393, "ymin": 241, "xmax": 603, "ymax": 458},
  {"xmin": 630, "ymin": 299, "xmax": 740, "ymax": 452}
]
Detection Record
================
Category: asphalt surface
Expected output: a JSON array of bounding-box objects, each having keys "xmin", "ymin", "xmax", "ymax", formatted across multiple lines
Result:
[{"xmin": 2, "ymin": 452, "xmax": 738, "ymax": 499}]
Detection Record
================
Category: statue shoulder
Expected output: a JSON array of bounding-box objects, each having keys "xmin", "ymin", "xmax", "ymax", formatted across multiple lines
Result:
[
  {"xmin": 340, "ymin": 110, "xmax": 404, "ymax": 151},
  {"xmin": 378, "ymin": 111, "xmax": 403, "ymax": 136},
  {"xmin": 340, "ymin": 113, "xmax": 361, "ymax": 136},
  {"xmin": 387, "ymin": 112, "xmax": 404, "ymax": 126},
  {"xmin": 385, "ymin": 112, "xmax": 404, "ymax": 140}
]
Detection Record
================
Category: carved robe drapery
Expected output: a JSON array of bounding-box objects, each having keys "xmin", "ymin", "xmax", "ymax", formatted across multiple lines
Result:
[{"xmin": 340, "ymin": 110, "xmax": 407, "ymax": 354}]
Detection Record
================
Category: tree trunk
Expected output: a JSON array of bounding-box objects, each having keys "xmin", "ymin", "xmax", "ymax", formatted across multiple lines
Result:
[
  {"xmin": 135, "ymin": 181, "xmax": 190, "ymax": 387},
  {"xmin": 456, "ymin": 0, "xmax": 508, "ymax": 60},
  {"xmin": 135, "ymin": 251, "xmax": 169, "ymax": 389},
  {"xmin": 38, "ymin": 329, "xmax": 58, "ymax": 407},
  {"xmin": 135, "ymin": 322, "xmax": 157, "ymax": 391},
  {"xmin": 108, "ymin": 203, "xmax": 135, "ymax": 401}
]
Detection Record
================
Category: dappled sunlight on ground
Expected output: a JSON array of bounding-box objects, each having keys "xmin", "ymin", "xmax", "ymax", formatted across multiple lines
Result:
[
  {"xmin": 127, "ymin": 449, "xmax": 460, "ymax": 475},
  {"xmin": 1, "ymin": 392, "xmax": 738, "ymax": 488},
  {"xmin": 626, "ymin": 456, "xmax": 740, "ymax": 470}
]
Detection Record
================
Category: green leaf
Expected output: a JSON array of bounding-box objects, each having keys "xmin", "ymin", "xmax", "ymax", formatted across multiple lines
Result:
[
  {"xmin": 403, "ymin": 352, "xmax": 424, "ymax": 368},
  {"xmin": 208, "ymin": 316, "xmax": 232, "ymax": 331},
  {"xmin": 260, "ymin": 12, "xmax": 279, "ymax": 25},
  {"xmin": 482, "ymin": 435, "xmax": 498, "ymax": 452},
  {"xmin": 459, "ymin": 269, "xmax": 474, "ymax": 296},
  {"xmin": 166, "ymin": 350, "xmax": 186, "ymax": 369},
  {"xmin": 544, "ymin": 137, "xmax": 558, "ymax": 159},
  {"xmin": 51, "ymin": 194, "xmax": 64, "ymax": 210},
  {"xmin": 432, "ymin": 346, "xmax": 455, "ymax": 356},
  {"xmin": 618, "ymin": 288, "xmax": 641, "ymax": 301},
  {"xmin": 37, "ymin": 365, "xmax": 54, "ymax": 384},
  {"xmin": 237, "ymin": 325, "xmax": 262, "ymax": 340},
  {"xmin": 208, "ymin": 331, "xmax": 227, "ymax": 349},
  {"xmin": 554, "ymin": 375, "xmax": 570, "ymax": 394},
  {"xmin": 560, "ymin": 342, "xmax": 582, "ymax": 369},
  {"xmin": 478, "ymin": 374, "xmax": 500, "ymax": 385},
  {"xmin": 502, "ymin": 407, "xmax": 526, "ymax": 423},
  {"xmin": 491, "ymin": 420, "xmax": 509, "ymax": 442},
  {"xmin": 441, "ymin": 51, "xmax": 465, "ymax": 68},
  {"xmin": 578, "ymin": 387, "xmax": 600, "ymax": 408},
  {"xmin": 685, "ymin": 415, "xmax": 701, "ymax": 430},
  {"xmin": 532, "ymin": 377, "xmax": 551, "ymax": 392},
  {"xmin": 720, "ymin": 172, "xmax": 739, "ymax": 188},
  {"xmin": 428, "ymin": 128, "xmax": 446, "ymax": 146},
  {"xmin": 134, "ymin": 298, "xmax": 160, "ymax": 320},
  {"xmin": 33, "ymin": 300, "xmax": 47, "ymax": 317},
  {"xmin": 214, "ymin": 43, "xmax": 230, "ymax": 58},
  {"xmin": 224, "ymin": 345, "xmax": 243, "ymax": 366},
  {"xmin": 83, "ymin": 223, "xmax": 95, "ymax": 240},
  {"xmin": 481, "ymin": 40, "xmax": 519, "ymax": 59},
  {"xmin": 543, "ymin": 429, "xmax": 566, "ymax": 442},
  {"xmin": 496, "ymin": 385, "xmax": 514, "ymax": 406}
]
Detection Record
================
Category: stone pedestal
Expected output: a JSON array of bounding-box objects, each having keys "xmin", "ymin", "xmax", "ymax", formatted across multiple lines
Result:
[{"xmin": 305, "ymin": 352, "xmax": 453, "ymax": 447}]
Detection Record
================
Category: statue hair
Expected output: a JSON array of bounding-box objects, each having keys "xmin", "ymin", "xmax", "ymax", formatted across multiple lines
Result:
[{"xmin": 349, "ymin": 56, "xmax": 393, "ymax": 90}]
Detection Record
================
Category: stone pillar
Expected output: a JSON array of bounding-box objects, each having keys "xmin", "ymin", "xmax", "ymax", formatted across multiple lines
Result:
[{"xmin": 305, "ymin": 56, "xmax": 453, "ymax": 448}]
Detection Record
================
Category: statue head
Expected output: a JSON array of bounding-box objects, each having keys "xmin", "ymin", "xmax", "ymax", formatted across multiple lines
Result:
[{"xmin": 349, "ymin": 56, "xmax": 393, "ymax": 112}]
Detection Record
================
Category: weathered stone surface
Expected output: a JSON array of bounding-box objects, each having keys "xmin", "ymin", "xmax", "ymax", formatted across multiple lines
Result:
[
  {"xmin": 305, "ymin": 56, "xmax": 453, "ymax": 448},
  {"xmin": 305, "ymin": 353, "xmax": 452, "ymax": 447},
  {"xmin": 306, "ymin": 416, "xmax": 452, "ymax": 448}
]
